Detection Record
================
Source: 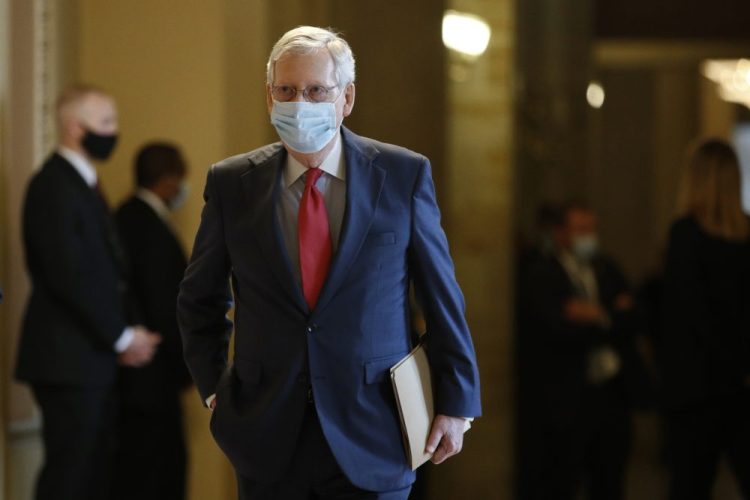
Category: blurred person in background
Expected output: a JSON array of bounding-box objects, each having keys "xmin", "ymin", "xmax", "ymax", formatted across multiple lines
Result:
[
  {"xmin": 661, "ymin": 138, "xmax": 750, "ymax": 500},
  {"xmin": 15, "ymin": 84, "xmax": 161, "ymax": 500},
  {"xmin": 113, "ymin": 142, "xmax": 192, "ymax": 500},
  {"xmin": 519, "ymin": 201, "xmax": 651, "ymax": 500}
]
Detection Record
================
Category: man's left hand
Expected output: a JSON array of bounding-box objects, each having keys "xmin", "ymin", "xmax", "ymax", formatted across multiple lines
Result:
[{"xmin": 426, "ymin": 414, "xmax": 467, "ymax": 464}]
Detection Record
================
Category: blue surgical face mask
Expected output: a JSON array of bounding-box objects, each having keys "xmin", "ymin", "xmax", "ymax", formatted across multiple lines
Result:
[
  {"xmin": 168, "ymin": 181, "xmax": 189, "ymax": 211},
  {"xmin": 270, "ymin": 94, "xmax": 342, "ymax": 154}
]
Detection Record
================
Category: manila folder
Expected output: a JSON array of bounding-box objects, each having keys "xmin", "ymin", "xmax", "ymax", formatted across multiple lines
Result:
[{"xmin": 390, "ymin": 342, "xmax": 471, "ymax": 470}]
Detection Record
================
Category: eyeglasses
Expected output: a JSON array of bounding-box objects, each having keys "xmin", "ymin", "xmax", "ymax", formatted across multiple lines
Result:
[{"xmin": 271, "ymin": 84, "xmax": 340, "ymax": 103}]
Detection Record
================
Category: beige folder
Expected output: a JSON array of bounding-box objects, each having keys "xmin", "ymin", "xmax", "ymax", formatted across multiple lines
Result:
[{"xmin": 390, "ymin": 342, "xmax": 471, "ymax": 470}]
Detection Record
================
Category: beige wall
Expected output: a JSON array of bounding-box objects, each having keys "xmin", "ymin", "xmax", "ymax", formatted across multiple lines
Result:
[
  {"xmin": 0, "ymin": 0, "xmax": 7, "ymax": 495},
  {"xmin": 81, "ymin": 0, "xmax": 224, "ymax": 246},
  {"xmin": 5, "ymin": 0, "xmax": 36, "ymax": 428}
]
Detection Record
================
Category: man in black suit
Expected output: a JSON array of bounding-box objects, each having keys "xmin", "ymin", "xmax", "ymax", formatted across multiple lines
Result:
[
  {"xmin": 15, "ymin": 85, "xmax": 161, "ymax": 500},
  {"xmin": 113, "ymin": 142, "xmax": 191, "ymax": 500},
  {"xmin": 518, "ymin": 202, "xmax": 649, "ymax": 500}
]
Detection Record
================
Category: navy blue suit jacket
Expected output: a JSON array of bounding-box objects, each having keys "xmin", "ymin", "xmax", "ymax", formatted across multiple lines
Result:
[{"xmin": 178, "ymin": 127, "xmax": 481, "ymax": 491}]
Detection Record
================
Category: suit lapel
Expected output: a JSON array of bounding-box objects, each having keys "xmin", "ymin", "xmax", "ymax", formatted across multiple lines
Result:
[
  {"xmin": 240, "ymin": 149, "xmax": 308, "ymax": 313},
  {"xmin": 314, "ymin": 129, "xmax": 386, "ymax": 314}
]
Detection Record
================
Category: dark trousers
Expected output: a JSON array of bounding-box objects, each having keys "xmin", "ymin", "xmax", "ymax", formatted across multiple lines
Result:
[
  {"xmin": 112, "ymin": 399, "xmax": 187, "ymax": 500},
  {"xmin": 236, "ymin": 405, "xmax": 412, "ymax": 500},
  {"xmin": 667, "ymin": 391, "xmax": 750, "ymax": 500},
  {"xmin": 32, "ymin": 385, "xmax": 117, "ymax": 500},
  {"xmin": 536, "ymin": 383, "xmax": 631, "ymax": 500}
]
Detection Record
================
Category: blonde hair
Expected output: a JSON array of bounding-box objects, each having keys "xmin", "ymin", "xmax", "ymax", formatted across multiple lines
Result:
[{"xmin": 678, "ymin": 138, "xmax": 750, "ymax": 241}]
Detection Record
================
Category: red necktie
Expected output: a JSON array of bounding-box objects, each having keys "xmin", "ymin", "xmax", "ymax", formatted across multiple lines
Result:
[{"xmin": 298, "ymin": 168, "xmax": 332, "ymax": 310}]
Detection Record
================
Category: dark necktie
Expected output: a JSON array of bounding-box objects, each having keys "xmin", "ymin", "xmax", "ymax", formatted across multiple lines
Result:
[{"xmin": 298, "ymin": 168, "xmax": 332, "ymax": 310}]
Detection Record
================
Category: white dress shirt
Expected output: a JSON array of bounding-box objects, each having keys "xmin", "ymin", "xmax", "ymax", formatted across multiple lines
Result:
[{"xmin": 57, "ymin": 146, "xmax": 134, "ymax": 353}]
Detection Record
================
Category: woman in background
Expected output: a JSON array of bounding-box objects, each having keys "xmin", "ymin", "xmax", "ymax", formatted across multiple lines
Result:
[{"xmin": 661, "ymin": 138, "xmax": 750, "ymax": 500}]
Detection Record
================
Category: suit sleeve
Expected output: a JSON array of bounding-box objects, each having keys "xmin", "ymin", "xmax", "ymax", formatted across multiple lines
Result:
[
  {"xmin": 177, "ymin": 166, "xmax": 233, "ymax": 402},
  {"xmin": 409, "ymin": 158, "xmax": 482, "ymax": 418},
  {"xmin": 23, "ymin": 181, "xmax": 126, "ymax": 350}
]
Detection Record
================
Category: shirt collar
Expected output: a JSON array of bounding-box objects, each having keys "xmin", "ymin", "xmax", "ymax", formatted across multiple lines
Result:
[
  {"xmin": 283, "ymin": 131, "xmax": 346, "ymax": 188},
  {"xmin": 58, "ymin": 146, "xmax": 97, "ymax": 187},
  {"xmin": 135, "ymin": 188, "xmax": 172, "ymax": 223}
]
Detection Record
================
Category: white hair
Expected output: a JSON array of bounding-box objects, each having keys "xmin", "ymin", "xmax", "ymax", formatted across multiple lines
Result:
[
  {"xmin": 56, "ymin": 83, "xmax": 111, "ymax": 129},
  {"xmin": 266, "ymin": 26, "xmax": 356, "ymax": 87}
]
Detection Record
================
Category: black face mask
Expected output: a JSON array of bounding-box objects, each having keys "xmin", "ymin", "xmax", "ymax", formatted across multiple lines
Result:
[{"xmin": 81, "ymin": 128, "xmax": 118, "ymax": 160}]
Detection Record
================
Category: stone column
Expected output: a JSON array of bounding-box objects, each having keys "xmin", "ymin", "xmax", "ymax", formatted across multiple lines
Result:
[{"xmin": 430, "ymin": 0, "xmax": 515, "ymax": 498}]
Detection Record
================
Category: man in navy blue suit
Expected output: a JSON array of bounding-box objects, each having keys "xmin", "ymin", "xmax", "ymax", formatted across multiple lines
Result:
[{"xmin": 178, "ymin": 26, "xmax": 481, "ymax": 500}]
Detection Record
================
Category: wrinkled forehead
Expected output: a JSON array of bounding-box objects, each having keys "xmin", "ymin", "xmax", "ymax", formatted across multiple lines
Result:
[{"xmin": 273, "ymin": 49, "xmax": 337, "ymax": 85}]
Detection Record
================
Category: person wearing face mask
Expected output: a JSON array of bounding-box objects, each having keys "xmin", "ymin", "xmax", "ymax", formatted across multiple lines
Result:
[
  {"xmin": 178, "ymin": 26, "xmax": 481, "ymax": 499},
  {"xmin": 519, "ymin": 201, "xmax": 651, "ymax": 500},
  {"xmin": 15, "ymin": 84, "xmax": 161, "ymax": 500},
  {"xmin": 112, "ymin": 142, "xmax": 191, "ymax": 500}
]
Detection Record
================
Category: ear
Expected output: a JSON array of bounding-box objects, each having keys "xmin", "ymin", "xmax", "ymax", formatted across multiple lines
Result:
[
  {"xmin": 67, "ymin": 117, "xmax": 86, "ymax": 141},
  {"xmin": 266, "ymin": 84, "xmax": 274, "ymax": 115},
  {"xmin": 342, "ymin": 83, "xmax": 355, "ymax": 117}
]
